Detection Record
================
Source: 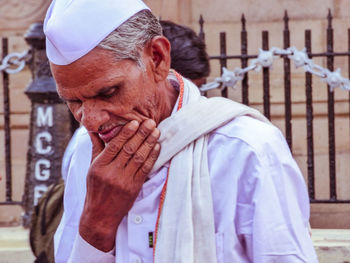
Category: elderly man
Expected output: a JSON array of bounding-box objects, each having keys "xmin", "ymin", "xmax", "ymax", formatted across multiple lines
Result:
[
  {"xmin": 45, "ymin": 0, "xmax": 318, "ymax": 262},
  {"xmin": 60, "ymin": 19, "xmax": 210, "ymax": 184}
]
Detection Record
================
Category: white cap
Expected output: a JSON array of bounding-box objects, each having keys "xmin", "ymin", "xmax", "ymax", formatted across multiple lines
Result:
[{"xmin": 44, "ymin": 0, "xmax": 150, "ymax": 65}]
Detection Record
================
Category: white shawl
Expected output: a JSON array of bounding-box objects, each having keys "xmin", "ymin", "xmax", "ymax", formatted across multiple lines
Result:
[{"xmin": 151, "ymin": 74, "xmax": 269, "ymax": 263}]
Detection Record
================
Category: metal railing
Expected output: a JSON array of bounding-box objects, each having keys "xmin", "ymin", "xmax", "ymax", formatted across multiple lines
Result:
[
  {"xmin": 1, "ymin": 11, "xmax": 350, "ymax": 210},
  {"xmin": 0, "ymin": 38, "xmax": 31, "ymax": 206},
  {"xmin": 199, "ymin": 10, "xmax": 350, "ymax": 203},
  {"xmin": 0, "ymin": 23, "xmax": 76, "ymax": 227}
]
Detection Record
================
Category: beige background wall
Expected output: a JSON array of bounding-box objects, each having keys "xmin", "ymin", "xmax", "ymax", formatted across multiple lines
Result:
[
  {"xmin": 1, "ymin": 0, "xmax": 350, "ymax": 227},
  {"xmin": 0, "ymin": 0, "xmax": 52, "ymax": 225}
]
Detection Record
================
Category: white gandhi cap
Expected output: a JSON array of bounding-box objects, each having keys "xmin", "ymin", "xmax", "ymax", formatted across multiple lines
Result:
[{"xmin": 44, "ymin": 0, "xmax": 150, "ymax": 65}]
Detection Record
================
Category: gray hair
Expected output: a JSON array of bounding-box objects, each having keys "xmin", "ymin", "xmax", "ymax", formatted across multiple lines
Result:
[{"xmin": 98, "ymin": 9, "xmax": 162, "ymax": 68}]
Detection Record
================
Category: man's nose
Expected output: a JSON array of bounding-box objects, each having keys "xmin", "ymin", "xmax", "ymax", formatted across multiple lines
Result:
[{"xmin": 80, "ymin": 101, "xmax": 109, "ymax": 132}]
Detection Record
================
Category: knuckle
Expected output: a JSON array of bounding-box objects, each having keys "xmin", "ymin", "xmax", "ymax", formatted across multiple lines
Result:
[
  {"xmin": 149, "ymin": 151, "xmax": 159, "ymax": 163},
  {"xmin": 140, "ymin": 149, "xmax": 159, "ymax": 174},
  {"xmin": 133, "ymin": 152, "xmax": 146, "ymax": 164},
  {"xmin": 123, "ymin": 143, "xmax": 136, "ymax": 155},
  {"xmin": 143, "ymin": 140, "xmax": 154, "ymax": 150},
  {"xmin": 119, "ymin": 129, "xmax": 134, "ymax": 140},
  {"xmin": 119, "ymin": 123, "xmax": 138, "ymax": 139},
  {"xmin": 137, "ymin": 126, "xmax": 151, "ymax": 138},
  {"xmin": 105, "ymin": 141, "xmax": 121, "ymax": 154},
  {"xmin": 141, "ymin": 163, "xmax": 152, "ymax": 174},
  {"xmin": 151, "ymin": 145, "xmax": 161, "ymax": 159},
  {"xmin": 146, "ymin": 129, "xmax": 160, "ymax": 145},
  {"xmin": 137, "ymin": 120, "xmax": 156, "ymax": 138}
]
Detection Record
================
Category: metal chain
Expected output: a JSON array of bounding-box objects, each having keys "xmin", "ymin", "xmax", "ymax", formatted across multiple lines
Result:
[
  {"xmin": 200, "ymin": 46, "xmax": 350, "ymax": 92},
  {"xmin": 0, "ymin": 50, "xmax": 31, "ymax": 74}
]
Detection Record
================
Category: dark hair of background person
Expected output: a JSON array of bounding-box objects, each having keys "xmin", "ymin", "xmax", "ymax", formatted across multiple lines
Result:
[{"xmin": 160, "ymin": 20, "xmax": 210, "ymax": 86}]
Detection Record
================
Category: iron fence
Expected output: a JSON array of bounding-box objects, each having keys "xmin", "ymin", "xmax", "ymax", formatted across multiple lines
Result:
[
  {"xmin": 0, "ymin": 23, "xmax": 75, "ymax": 218},
  {"xmin": 1, "ymin": 10, "xmax": 350, "ymax": 211},
  {"xmin": 0, "ymin": 38, "xmax": 22, "ymax": 206},
  {"xmin": 199, "ymin": 10, "xmax": 350, "ymax": 203}
]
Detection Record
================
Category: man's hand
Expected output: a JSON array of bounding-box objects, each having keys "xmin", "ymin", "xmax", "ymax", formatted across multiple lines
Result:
[{"xmin": 79, "ymin": 119, "xmax": 161, "ymax": 252}]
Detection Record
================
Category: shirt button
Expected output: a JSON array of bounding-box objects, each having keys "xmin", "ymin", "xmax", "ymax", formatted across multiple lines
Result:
[
  {"xmin": 134, "ymin": 215, "xmax": 143, "ymax": 224},
  {"xmin": 132, "ymin": 257, "xmax": 142, "ymax": 263}
]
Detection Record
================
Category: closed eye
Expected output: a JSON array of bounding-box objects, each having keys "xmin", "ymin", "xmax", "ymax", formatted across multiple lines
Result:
[{"xmin": 98, "ymin": 86, "xmax": 119, "ymax": 99}]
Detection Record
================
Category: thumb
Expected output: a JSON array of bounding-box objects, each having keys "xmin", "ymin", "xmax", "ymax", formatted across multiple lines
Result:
[{"xmin": 88, "ymin": 131, "xmax": 104, "ymax": 162}]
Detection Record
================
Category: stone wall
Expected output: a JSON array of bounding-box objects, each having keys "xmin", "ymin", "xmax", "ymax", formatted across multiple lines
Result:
[{"xmin": 1, "ymin": 0, "xmax": 350, "ymax": 227}]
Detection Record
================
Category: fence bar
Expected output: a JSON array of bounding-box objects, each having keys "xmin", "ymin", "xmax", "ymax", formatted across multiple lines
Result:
[
  {"xmin": 305, "ymin": 30, "xmax": 315, "ymax": 201},
  {"xmin": 283, "ymin": 11, "xmax": 292, "ymax": 150},
  {"xmin": 199, "ymin": 15, "xmax": 205, "ymax": 42},
  {"xmin": 2, "ymin": 38, "xmax": 13, "ymax": 202},
  {"xmin": 262, "ymin": 31, "xmax": 270, "ymax": 119},
  {"xmin": 348, "ymin": 29, "xmax": 350, "ymax": 149},
  {"xmin": 198, "ymin": 15, "xmax": 208, "ymax": 97},
  {"xmin": 327, "ymin": 10, "xmax": 337, "ymax": 200},
  {"xmin": 220, "ymin": 32, "xmax": 228, "ymax": 98},
  {"xmin": 241, "ymin": 14, "xmax": 249, "ymax": 105}
]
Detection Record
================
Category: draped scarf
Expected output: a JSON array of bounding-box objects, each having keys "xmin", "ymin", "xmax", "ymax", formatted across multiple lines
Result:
[{"xmin": 150, "ymin": 72, "xmax": 269, "ymax": 263}]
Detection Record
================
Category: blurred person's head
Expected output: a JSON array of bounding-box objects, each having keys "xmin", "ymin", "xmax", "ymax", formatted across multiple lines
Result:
[{"xmin": 160, "ymin": 20, "xmax": 210, "ymax": 86}]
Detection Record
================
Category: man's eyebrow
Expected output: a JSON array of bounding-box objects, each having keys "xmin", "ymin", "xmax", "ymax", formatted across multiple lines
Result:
[
  {"xmin": 84, "ymin": 85, "xmax": 120, "ymax": 99},
  {"xmin": 60, "ymin": 83, "xmax": 121, "ymax": 102}
]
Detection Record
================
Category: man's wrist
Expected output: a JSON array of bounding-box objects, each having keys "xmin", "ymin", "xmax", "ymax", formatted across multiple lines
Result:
[{"xmin": 79, "ymin": 214, "xmax": 119, "ymax": 252}]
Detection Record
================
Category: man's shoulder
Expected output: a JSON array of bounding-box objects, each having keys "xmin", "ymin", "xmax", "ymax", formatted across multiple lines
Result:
[{"xmin": 209, "ymin": 115, "xmax": 287, "ymax": 157}]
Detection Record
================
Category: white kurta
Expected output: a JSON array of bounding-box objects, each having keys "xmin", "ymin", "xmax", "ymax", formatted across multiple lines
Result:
[{"xmin": 56, "ymin": 113, "xmax": 318, "ymax": 262}]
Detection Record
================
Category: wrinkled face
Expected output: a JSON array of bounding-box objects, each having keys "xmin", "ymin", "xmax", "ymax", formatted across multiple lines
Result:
[{"xmin": 51, "ymin": 47, "xmax": 175, "ymax": 143}]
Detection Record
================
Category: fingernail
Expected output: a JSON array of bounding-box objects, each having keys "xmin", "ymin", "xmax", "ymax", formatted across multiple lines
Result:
[
  {"xmin": 154, "ymin": 143, "xmax": 160, "ymax": 151},
  {"xmin": 145, "ymin": 119, "xmax": 156, "ymax": 128},
  {"xmin": 130, "ymin": 120, "xmax": 139, "ymax": 127},
  {"xmin": 152, "ymin": 128, "xmax": 160, "ymax": 137}
]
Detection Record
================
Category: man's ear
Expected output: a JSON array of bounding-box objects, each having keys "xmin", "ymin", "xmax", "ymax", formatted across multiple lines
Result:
[{"xmin": 145, "ymin": 36, "xmax": 171, "ymax": 82}]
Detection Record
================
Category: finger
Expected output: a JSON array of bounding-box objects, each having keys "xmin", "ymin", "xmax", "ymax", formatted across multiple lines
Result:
[
  {"xmin": 125, "ymin": 128, "xmax": 160, "ymax": 174},
  {"xmin": 97, "ymin": 120, "xmax": 139, "ymax": 165},
  {"xmin": 114, "ymin": 119, "xmax": 156, "ymax": 167},
  {"xmin": 88, "ymin": 131, "xmax": 105, "ymax": 161},
  {"xmin": 135, "ymin": 143, "xmax": 161, "ymax": 181}
]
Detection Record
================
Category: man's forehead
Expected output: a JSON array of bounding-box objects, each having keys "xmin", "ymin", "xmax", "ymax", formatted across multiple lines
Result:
[
  {"xmin": 51, "ymin": 50, "xmax": 140, "ymax": 90},
  {"xmin": 51, "ymin": 48, "xmax": 115, "ymax": 74}
]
